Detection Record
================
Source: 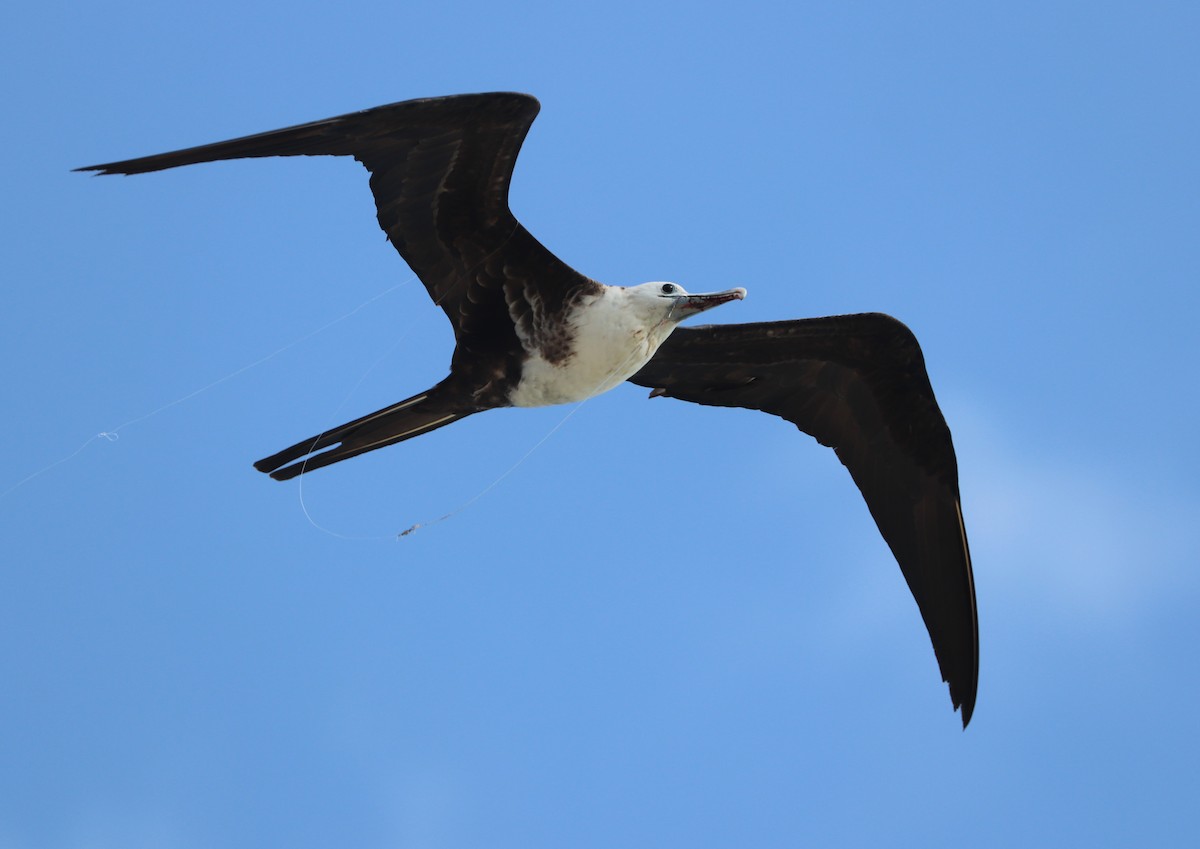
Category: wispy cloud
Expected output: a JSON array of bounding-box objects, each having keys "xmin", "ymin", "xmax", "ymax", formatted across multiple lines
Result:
[{"xmin": 951, "ymin": 402, "xmax": 1199, "ymax": 624}]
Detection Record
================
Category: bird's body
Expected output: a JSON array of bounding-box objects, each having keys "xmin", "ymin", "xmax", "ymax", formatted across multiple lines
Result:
[
  {"xmin": 79, "ymin": 92, "xmax": 979, "ymax": 727},
  {"xmin": 509, "ymin": 282, "xmax": 745, "ymax": 407}
]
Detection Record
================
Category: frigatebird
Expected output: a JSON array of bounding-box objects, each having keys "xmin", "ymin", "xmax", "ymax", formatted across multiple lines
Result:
[{"xmin": 78, "ymin": 93, "xmax": 978, "ymax": 727}]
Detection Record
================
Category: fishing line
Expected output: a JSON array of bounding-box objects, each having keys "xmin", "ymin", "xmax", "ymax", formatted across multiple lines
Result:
[
  {"xmin": 294, "ymin": 332, "xmax": 418, "ymax": 541},
  {"xmin": 0, "ymin": 281, "xmax": 406, "ymax": 500},
  {"xmin": 290, "ymin": 224, "xmax": 526, "ymax": 540},
  {"xmin": 394, "ymin": 326, "xmax": 663, "ymax": 539},
  {"xmin": 395, "ymin": 398, "xmax": 591, "ymax": 538}
]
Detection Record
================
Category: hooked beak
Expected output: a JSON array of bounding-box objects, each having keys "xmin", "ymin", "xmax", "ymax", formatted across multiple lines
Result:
[{"xmin": 670, "ymin": 287, "xmax": 747, "ymax": 319}]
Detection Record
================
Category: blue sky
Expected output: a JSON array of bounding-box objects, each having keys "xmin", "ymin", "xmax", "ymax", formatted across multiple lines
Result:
[{"xmin": 4, "ymin": 1, "xmax": 1198, "ymax": 846}]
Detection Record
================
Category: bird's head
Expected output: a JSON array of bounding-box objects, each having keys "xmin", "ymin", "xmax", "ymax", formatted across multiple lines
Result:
[{"xmin": 626, "ymin": 281, "xmax": 747, "ymax": 327}]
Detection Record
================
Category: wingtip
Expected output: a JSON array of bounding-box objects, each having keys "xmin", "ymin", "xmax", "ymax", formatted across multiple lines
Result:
[
  {"xmin": 73, "ymin": 164, "xmax": 127, "ymax": 176},
  {"xmin": 953, "ymin": 682, "xmax": 977, "ymax": 729}
]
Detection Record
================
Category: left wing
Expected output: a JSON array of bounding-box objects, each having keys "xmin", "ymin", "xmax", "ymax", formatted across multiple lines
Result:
[{"xmin": 630, "ymin": 313, "xmax": 978, "ymax": 726}]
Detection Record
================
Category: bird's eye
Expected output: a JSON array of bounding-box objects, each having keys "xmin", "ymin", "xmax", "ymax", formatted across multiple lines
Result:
[{"xmin": 660, "ymin": 284, "xmax": 677, "ymax": 295}]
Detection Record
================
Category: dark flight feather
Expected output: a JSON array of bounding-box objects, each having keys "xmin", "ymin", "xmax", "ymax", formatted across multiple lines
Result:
[
  {"xmin": 76, "ymin": 93, "xmax": 599, "ymax": 366},
  {"xmin": 79, "ymin": 94, "xmax": 978, "ymax": 725},
  {"xmin": 630, "ymin": 313, "xmax": 978, "ymax": 725}
]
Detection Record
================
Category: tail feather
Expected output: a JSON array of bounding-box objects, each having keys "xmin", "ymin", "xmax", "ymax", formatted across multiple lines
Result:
[{"xmin": 254, "ymin": 384, "xmax": 476, "ymax": 481}]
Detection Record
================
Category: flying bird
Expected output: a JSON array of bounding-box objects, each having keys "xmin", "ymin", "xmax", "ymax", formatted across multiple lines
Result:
[{"xmin": 78, "ymin": 93, "xmax": 978, "ymax": 727}]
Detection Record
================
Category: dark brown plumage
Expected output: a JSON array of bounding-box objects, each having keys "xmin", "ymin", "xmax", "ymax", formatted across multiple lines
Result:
[
  {"xmin": 78, "ymin": 94, "xmax": 603, "ymax": 478},
  {"xmin": 630, "ymin": 314, "xmax": 978, "ymax": 725},
  {"xmin": 78, "ymin": 93, "xmax": 978, "ymax": 726}
]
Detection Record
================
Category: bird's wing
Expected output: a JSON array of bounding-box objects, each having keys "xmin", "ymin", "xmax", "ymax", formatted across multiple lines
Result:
[
  {"xmin": 76, "ymin": 93, "xmax": 595, "ymax": 356},
  {"xmin": 629, "ymin": 313, "xmax": 978, "ymax": 726}
]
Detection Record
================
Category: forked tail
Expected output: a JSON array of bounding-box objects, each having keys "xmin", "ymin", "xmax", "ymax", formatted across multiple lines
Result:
[{"xmin": 254, "ymin": 382, "xmax": 477, "ymax": 481}]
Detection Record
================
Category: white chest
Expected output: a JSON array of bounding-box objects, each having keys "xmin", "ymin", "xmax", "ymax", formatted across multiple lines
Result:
[{"xmin": 508, "ymin": 288, "xmax": 674, "ymax": 408}]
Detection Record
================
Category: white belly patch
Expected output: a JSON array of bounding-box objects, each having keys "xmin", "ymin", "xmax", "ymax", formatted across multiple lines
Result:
[{"xmin": 507, "ymin": 291, "xmax": 671, "ymax": 408}]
